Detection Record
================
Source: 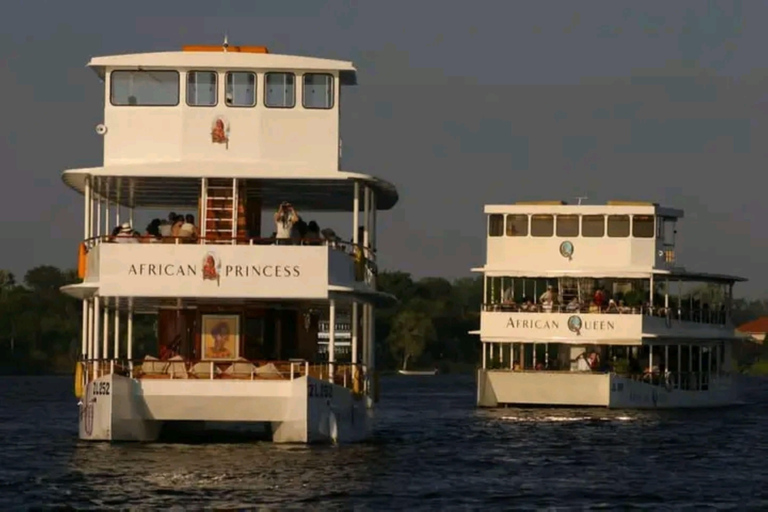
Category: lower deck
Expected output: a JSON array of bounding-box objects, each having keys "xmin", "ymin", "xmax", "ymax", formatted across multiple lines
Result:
[{"xmin": 477, "ymin": 369, "xmax": 737, "ymax": 409}]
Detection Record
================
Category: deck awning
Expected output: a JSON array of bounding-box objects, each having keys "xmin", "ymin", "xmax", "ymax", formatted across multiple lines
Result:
[{"xmin": 61, "ymin": 163, "xmax": 399, "ymax": 212}]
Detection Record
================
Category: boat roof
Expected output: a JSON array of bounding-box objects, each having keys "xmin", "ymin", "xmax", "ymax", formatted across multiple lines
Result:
[
  {"xmin": 61, "ymin": 163, "xmax": 398, "ymax": 211},
  {"xmin": 485, "ymin": 201, "xmax": 684, "ymax": 219},
  {"xmin": 88, "ymin": 50, "xmax": 358, "ymax": 85},
  {"xmin": 473, "ymin": 267, "xmax": 747, "ymax": 283}
]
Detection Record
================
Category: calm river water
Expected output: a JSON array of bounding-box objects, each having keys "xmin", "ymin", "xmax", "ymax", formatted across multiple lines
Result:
[{"xmin": 1, "ymin": 374, "xmax": 767, "ymax": 510}]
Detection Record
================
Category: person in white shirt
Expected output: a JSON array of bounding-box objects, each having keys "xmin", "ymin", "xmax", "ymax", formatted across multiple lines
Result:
[
  {"xmin": 159, "ymin": 212, "xmax": 176, "ymax": 237},
  {"xmin": 178, "ymin": 214, "xmax": 198, "ymax": 240},
  {"xmin": 274, "ymin": 202, "xmax": 298, "ymax": 243}
]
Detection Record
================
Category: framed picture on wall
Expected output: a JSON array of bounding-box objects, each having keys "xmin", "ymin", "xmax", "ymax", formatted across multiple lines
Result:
[{"xmin": 201, "ymin": 314, "xmax": 240, "ymax": 360}]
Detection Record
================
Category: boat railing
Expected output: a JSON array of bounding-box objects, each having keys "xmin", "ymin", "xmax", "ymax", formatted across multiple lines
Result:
[
  {"xmin": 484, "ymin": 367, "xmax": 730, "ymax": 392},
  {"xmin": 79, "ymin": 358, "xmax": 369, "ymax": 395},
  {"xmin": 481, "ymin": 303, "xmax": 729, "ymax": 325},
  {"xmin": 78, "ymin": 235, "xmax": 377, "ymax": 284}
]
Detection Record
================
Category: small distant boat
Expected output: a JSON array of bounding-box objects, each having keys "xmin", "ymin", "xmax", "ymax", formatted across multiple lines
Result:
[{"xmin": 398, "ymin": 368, "xmax": 438, "ymax": 376}]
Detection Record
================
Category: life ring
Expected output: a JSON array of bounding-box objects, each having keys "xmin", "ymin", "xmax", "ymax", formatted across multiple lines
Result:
[{"xmin": 74, "ymin": 361, "xmax": 84, "ymax": 398}]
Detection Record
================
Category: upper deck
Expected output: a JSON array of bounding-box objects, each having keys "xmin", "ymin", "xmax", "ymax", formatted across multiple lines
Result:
[
  {"xmin": 81, "ymin": 44, "xmax": 358, "ymax": 175},
  {"xmin": 480, "ymin": 201, "xmax": 684, "ymax": 273}
]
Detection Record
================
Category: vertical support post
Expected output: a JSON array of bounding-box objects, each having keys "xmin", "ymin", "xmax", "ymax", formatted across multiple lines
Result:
[
  {"xmin": 96, "ymin": 177, "xmax": 102, "ymax": 237},
  {"xmin": 363, "ymin": 185, "xmax": 370, "ymax": 252},
  {"xmin": 87, "ymin": 299, "xmax": 94, "ymax": 378},
  {"xmin": 105, "ymin": 178, "xmax": 111, "ymax": 234},
  {"xmin": 93, "ymin": 296, "xmax": 101, "ymax": 376},
  {"xmin": 649, "ymin": 274, "xmax": 654, "ymax": 309},
  {"xmin": 115, "ymin": 178, "xmax": 121, "ymax": 227},
  {"xmin": 664, "ymin": 345, "xmax": 669, "ymax": 373},
  {"xmin": 81, "ymin": 301, "xmax": 88, "ymax": 359},
  {"xmin": 698, "ymin": 345, "xmax": 703, "ymax": 390},
  {"xmin": 129, "ymin": 178, "xmax": 135, "ymax": 228},
  {"xmin": 231, "ymin": 178, "xmax": 238, "ymax": 243},
  {"xmin": 688, "ymin": 344, "xmax": 693, "ymax": 389},
  {"xmin": 84, "ymin": 176, "xmax": 91, "ymax": 239},
  {"xmin": 371, "ymin": 189, "xmax": 377, "ymax": 253},
  {"xmin": 351, "ymin": 302, "xmax": 359, "ymax": 365},
  {"xmin": 482, "ymin": 342, "xmax": 487, "ymax": 369},
  {"xmin": 127, "ymin": 297, "xmax": 134, "ymax": 373},
  {"xmin": 369, "ymin": 304, "xmax": 376, "ymax": 377},
  {"xmin": 352, "ymin": 181, "xmax": 360, "ymax": 245},
  {"xmin": 102, "ymin": 297, "xmax": 109, "ymax": 360},
  {"xmin": 201, "ymin": 177, "xmax": 208, "ymax": 241},
  {"xmin": 328, "ymin": 299, "xmax": 336, "ymax": 383},
  {"xmin": 664, "ymin": 278, "xmax": 669, "ymax": 309},
  {"xmin": 113, "ymin": 298, "xmax": 120, "ymax": 362}
]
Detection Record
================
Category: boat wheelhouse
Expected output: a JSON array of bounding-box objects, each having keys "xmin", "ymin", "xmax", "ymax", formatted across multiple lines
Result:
[
  {"xmin": 62, "ymin": 43, "xmax": 398, "ymax": 443},
  {"xmin": 473, "ymin": 200, "xmax": 744, "ymax": 409}
]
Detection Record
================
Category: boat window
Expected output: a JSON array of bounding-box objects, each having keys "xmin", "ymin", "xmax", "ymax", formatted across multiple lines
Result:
[
  {"xmin": 607, "ymin": 215, "xmax": 630, "ymax": 237},
  {"xmin": 581, "ymin": 215, "xmax": 605, "ymax": 237},
  {"xmin": 489, "ymin": 214, "xmax": 504, "ymax": 236},
  {"xmin": 656, "ymin": 217, "xmax": 665, "ymax": 239},
  {"xmin": 110, "ymin": 70, "xmax": 179, "ymax": 106},
  {"xmin": 663, "ymin": 218, "xmax": 676, "ymax": 245},
  {"xmin": 632, "ymin": 215, "xmax": 654, "ymax": 238},
  {"xmin": 556, "ymin": 215, "xmax": 579, "ymax": 237},
  {"xmin": 303, "ymin": 73, "xmax": 334, "ymax": 109},
  {"xmin": 225, "ymin": 72, "xmax": 256, "ymax": 107},
  {"xmin": 265, "ymin": 72, "xmax": 296, "ymax": 108},
  {"xmin": 186, "ymin": 71, "xmax": 217, "ymax": 106},
  {"xmin": 505, "ymin": 214, "xmax": 528, "ymax": 236},
  {"xmin": 531, "ymin": 214, "xmax": 554, "ymax": 237}
]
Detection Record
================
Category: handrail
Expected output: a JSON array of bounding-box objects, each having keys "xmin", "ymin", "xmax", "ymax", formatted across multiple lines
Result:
[
  {"xmin": 481, "ymin": 303, "xmax": 729, "ymax": 325},
  {"xmin": 80, "ymin": 358, "xmax": 370, "ymax": 394},
  {"xmin": 80, "ymin": 234, "xmax": 378, "ymax": 281}
]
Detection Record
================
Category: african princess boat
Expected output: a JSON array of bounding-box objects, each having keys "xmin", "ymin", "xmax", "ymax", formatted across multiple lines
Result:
[
  {"xmin": 473, "ymin": 200, "xmax": 744, "ymax": 409},
  {"xmin": 61, "ymin": 41, "xmax": 397, "ymax": 442}
]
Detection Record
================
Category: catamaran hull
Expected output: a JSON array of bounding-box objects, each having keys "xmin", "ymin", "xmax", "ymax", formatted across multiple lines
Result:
[
  {"xmin": 476, "ymin": 369, "xmax": 740, "ymax": 409},
  {"xmin": 78, "ymin": 374, "xmax": 371, "ymax": 443}
]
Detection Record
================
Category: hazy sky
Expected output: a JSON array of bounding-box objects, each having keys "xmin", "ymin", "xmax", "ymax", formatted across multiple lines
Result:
[{"xmin": 2, "ymin": 0, "xmax": 767, "ymax": 297}]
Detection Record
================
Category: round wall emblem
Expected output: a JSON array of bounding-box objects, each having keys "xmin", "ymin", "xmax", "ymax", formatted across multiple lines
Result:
[
  {"xmin": 559, "ymin": 241, "xmax": 574, "ymax": 260},
  {"xmin": 567, "ymin": 315, "xmax": 582, "ymax": 335}
]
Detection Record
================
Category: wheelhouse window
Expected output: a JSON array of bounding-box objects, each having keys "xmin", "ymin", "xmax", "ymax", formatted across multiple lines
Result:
[
  {"xmin": 531, "ymin": 214, "xmax": 554, "ymax": 237},
  {"xmin": 225, "ymin": 72, "xmax": 256, "ymax": 107},
  {"xmin": 582, "ymin": 215, "xmax": 604, "ymax": 237},
  {"xmin": 505, "ymin": 214, "xmax": 528, "ymax": 236},
  {"xmin": 632, "ymin": 215, "xmax": 655, "ymax": 238},
  {"xmin": 607, "ymin": 215, "xmax": 630, "ymax": 237},
  {"xmin": 186, "ymin": 71, "xmax": 217, "ymax": 106},
  {"xmin": 303, "ymin": 73, "xmax": 334, "ymax": 109},
  {"xmin": 265, "ymin": 73, "xmax": 295, "ymax": 108},
  {"xmin": 110, "ymin": 70, "xmax": 179, "ymax": 106},
  {"xmin": 489, "ymin": 214, "xmax": 504, "ymax": 237},
  {"xmin": 556, "ymin": 215, "xmax": 579, "ymax": 237}
]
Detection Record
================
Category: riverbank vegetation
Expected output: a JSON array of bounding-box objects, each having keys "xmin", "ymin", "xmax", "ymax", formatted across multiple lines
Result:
[{"xmin": 0, "ymin": 266, "xmax": 766, "ymax": 375}]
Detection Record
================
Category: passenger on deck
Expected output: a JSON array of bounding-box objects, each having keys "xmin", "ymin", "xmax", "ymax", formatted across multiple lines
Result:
[
  {"xmin": 502, "ymin": 286, "xmax": 514, "ymax": 304},
  {"xmin": 305, "ymin": 221, "xmax": 322, "ymax": 244},
  {"xmin": 109, "ymin": 225, "xmax": 121, "ymax": 241},
  {"xmin": 593, "ymin": 288, "xmax": 606, "ymax": 310},
  {"xmin": 539, "ymin": 285, "xmax": 558, "ymax": 312},
  {"xmin": 565, "ymin": 297, "xmax": 580, "ymax": 312},
  {"xmin": 179, "ymin": 214, "xmax": 198, "ymax": 240},
  {"xmin": 159, "ymin": 212, "xmax": 176, "ymax": 237},
  {"xmin": 115, "ymin": 222, "xmax": 138, "ymax": 243},
  {"xmin": 274, "ymin": 202, "xmax": 298, "ymax": 243},
  {"xmin": 146, "ymin": 219, "xmax": 162, "ymax": 241},
  {"xmin": 170, "ymin": 214, "xmax": 184, "ymax": 238},
  {"xmin": 293, "ymin": 217, "xmax": 308, "ymax": 242}
]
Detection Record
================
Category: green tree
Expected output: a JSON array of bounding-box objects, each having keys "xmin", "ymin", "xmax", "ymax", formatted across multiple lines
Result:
[{"xmin": 387, "ymin": 309, "xmax": 436, "ymax": 370}]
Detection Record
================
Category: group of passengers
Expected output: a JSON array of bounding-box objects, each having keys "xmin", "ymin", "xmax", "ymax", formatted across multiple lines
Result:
[
  {"xmin": 109, "ymin": 212, "xmax": 199, "ymax": 243},
  {"xmin": 500, "ymin": 285, "xmax": 636, "ymax": 314}
]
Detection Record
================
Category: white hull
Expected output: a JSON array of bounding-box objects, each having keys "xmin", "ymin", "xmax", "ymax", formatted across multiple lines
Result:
[
  {"xmin": 477, "ymin": 369, "xmax": 740, "ymax": 409},
  {"xmin": 79, "ymin": 374, "xmax": 371, "ymax": 443}
]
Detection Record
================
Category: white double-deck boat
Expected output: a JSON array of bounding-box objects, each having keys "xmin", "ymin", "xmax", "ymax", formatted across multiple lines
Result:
[
  {"xmin": 61, "ymin": 42, "xmax": 398, "ymax": 442},
  {"xmin": 473, "ymin": 200, "xmax": 744, "ymax": 409}
]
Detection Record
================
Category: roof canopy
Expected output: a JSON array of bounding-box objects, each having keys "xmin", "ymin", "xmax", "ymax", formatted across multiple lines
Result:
[
  {"xmin": 88, "ymin": 51, "xmax": 358, "ymax": 85},
  {"xmin": 61, "ymin": 165, "xmax": 398, "ymax": 212}
]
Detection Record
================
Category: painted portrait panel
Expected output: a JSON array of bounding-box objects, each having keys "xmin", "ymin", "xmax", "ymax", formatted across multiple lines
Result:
[{"xmin": 201, "ymin": 314, "xmax": 240, "ymax": 360}]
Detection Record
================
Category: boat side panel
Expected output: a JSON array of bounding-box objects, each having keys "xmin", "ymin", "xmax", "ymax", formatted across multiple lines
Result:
[
  {"xmin": 477, "ymin": 370, "xmax": 611, "ymax": 407},
  {"xmin": 608, "ymin": 375, "xmax": 737, "ymax": 408}
]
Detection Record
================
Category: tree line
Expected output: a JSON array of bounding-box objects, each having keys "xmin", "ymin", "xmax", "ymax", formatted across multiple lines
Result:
[{"xmin": 0, "ymin": 265, "xmax": 765, "ymax": 374}]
